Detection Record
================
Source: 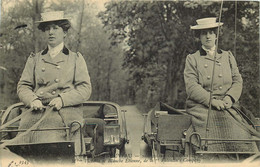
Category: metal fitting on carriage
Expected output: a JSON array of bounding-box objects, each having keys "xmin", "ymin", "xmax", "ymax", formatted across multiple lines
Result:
[{"xmin": 104, "ymin": 125, "xmax": 120, "ymax": 145}]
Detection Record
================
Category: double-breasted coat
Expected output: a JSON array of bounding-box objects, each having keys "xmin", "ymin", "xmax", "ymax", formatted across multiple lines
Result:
[
  {"xmin": 184, "ymin": 48, "xmax": 257, "ymax": 151},
  {"xmin": 16, "ymin": 46, "xmax": 91, "ymax": 145},
  {"xmin": 184, "ymin": 48, "xmax": 242, "ymax": 108},
  {"xmin": 17, "ymin": 46, "xmax": 91, "ymax": 107}
]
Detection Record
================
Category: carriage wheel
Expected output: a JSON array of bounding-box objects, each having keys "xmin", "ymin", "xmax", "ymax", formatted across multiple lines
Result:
[
  {"xmin": 152, "ymin": 141, "xmax": 165, "ymax": 162},
  {"xmin": 109, "ymin": 147, "xmax": 116, "ymax": 158},
  {"xmin": 104, "ymin": 146, "xmax": 116, "ymax": 158},
  {"xmin": 156, "ymin": 141, "xmax": 165, "ymax": 161},
  {"xmin": 151, "ymin": 141, "xmax": 157, "ymax": 161},
  {"xmin": 119, "ymin": 143, "xmax": 126, "ymax": 157}
]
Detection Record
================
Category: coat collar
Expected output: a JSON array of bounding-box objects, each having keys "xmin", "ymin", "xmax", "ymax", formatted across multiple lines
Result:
[
  {"xmin": 41, "ymin": 46, "xmax": 69, "ymax": 55},
  {"xmin": 41, "ymin": 46, "xmax": 69, "ymax": 65},
  {"xmin": 199, "ymin": 46, "xmax": 222, "ymax": 56}
]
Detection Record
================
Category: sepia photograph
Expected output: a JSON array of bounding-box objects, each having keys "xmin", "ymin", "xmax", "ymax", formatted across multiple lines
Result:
[{"xmin": 0, "ymin": 0, "xmax": 259, "ymax": 166}]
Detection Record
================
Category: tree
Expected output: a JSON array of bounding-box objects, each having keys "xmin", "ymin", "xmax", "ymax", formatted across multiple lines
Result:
[
  {"xmin": 1, "ymin": 0, "xmax": 45, "ymax": 107},
  {"xmin": 99, "ymin": 1, "xmax": 259, "ymax": 116},
  {"xmin": 99, "ymin": 1, "xmax": 200, "ymax": 109},
  {"xmin": 1, "ymin": 0, "xmax": 128, "ymax": 108}
]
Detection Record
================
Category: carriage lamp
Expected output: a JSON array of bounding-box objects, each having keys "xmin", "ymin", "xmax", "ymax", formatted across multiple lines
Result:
[{"xmin": 104, "ymin": 125, "xmax": 120, "ymax": 145}]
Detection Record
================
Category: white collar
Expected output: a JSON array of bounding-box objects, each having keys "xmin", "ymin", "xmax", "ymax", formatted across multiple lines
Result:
[
  {"xmin": 202, "ymin": 45, "xmax": 215, "ymax": 52},
  {"xmin": 202, "ymin": 45, "xmax": 216, "ymax": 56},
  {"xmin": 48, "ymin": 42, "xmax": 64, "ymax": 58}
]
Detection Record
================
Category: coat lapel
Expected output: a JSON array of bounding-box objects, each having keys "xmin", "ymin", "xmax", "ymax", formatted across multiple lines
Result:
[
  {"xmin": 41, "ymin": 46, "xmax": 69, "ymax": 65},
  {"xmin": 199, "ymin": 47, "xmax": 223, "ymax": 62},
  {"xmin": 52, "ymin": 52, "xmax": 66, "ymax": 64}
]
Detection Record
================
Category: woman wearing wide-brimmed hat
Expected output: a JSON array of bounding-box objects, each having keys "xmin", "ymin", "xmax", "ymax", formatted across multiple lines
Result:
[
  {"xmin": 184, "ymin": 17, "xmax": 259, "ymax": 158},
  {"xmin": 16, "ymin": 11, "xmax": 91, "ymax": 155}
]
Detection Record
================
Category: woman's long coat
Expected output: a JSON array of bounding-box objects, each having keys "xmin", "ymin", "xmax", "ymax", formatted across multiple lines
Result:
[
  {"xmin": 17, "ymin": 46, "xmax": 91, "ymax": 107},
  {"xmin": 16, "ymin": 46, "xmax": 91, "ymax": 144},
  {"xmin": 184, "ymin": 48, "xmax": 257, "ymax": 151}
]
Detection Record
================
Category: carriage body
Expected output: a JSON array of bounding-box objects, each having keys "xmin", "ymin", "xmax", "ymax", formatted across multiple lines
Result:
[
  {"xmin": 142, "ymin": 102, "xmax": 191, "ymax": 161},
  {"xmin": 142, "ymin": 102, "xmax": 260, "ymax": 162},
  {"xmin": 0, "ymin": 101, "xmax": 128, "ymax": 163}
]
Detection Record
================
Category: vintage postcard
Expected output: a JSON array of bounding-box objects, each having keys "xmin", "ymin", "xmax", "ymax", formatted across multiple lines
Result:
[{"xmin": 0, "ymin": 0, "xmax": 259, "ymax": 166}]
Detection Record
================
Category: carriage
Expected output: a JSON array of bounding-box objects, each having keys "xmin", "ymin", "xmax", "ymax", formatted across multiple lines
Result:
[
  {"xmin": 142, "ymin": 102, "xmax": 260, "ymax": 162},
  {"xmin": 0, "ymin": 101, "xmax": 129, "ymax": 164}
]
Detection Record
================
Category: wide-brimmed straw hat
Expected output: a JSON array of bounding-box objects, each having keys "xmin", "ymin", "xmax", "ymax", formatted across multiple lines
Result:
[
  {"xmin": 190, "ymin": 17, "xmax": 223, "ymax": 30},
  {"xmin": 37, "ymin": 11, "xmax": 71, "ymax": 31},
  {"xmin": 36, "ymin": 11, "xmax": 69, "ymax": 23}
]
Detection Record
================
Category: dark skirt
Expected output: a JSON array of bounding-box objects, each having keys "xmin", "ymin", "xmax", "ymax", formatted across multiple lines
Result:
[
  {"xmin": 186, "ymin": 101, "xmax": 258, "ymax": 152},
  {"xmin": 16, "ymin": 106, "xmax": 84, "ymax": 144}
]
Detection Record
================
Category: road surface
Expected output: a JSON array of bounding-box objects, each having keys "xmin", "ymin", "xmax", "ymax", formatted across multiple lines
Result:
[{"xmin": 121, "ymin": 105, "xmax": 151, "ymax": 160}]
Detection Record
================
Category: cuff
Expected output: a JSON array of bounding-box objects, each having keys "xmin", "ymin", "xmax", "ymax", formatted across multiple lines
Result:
[
  {"xmin": 226, "ymin": 94, "xmax": 235, "ymax": 103},
  {"xmin": 58, "ymin": 95, "xmax": 64, "ymax": 107},
  {"xmin": 58, "ymin": 94, "xmax": 66, "ymax": 107}
]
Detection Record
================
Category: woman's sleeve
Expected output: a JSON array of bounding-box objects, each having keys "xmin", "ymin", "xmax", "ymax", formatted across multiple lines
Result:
[
  {"xmin": 17, "ymin": 54, "xmax": 38, "ymax": 106},
  {"xmin": 225, "ymin": 51, "xmax": 243, "ymax": 102},
  {"xmin": 184, "ymin": 54, "xmax": 210, "ymax": 107},
  {"xmin": 59, "ymin": 53, "xmax": 92, "ymax": 106}
]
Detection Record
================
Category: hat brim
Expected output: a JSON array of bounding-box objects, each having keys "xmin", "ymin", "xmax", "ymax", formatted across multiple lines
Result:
[
  {"xmin": 36, "ymin": 18, "xmax": 69, "ymax": 23},
  {"xmin": 191, "ymin": 22, "xmax": 223, "ymax": 30}
]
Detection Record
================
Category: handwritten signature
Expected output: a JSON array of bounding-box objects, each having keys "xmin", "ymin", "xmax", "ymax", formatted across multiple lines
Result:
[{"xmin": 8, "ymin": 160, "xmax": 29, "ymax": 167}]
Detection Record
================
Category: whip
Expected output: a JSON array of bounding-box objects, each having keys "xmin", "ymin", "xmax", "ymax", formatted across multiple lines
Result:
[{"xmin": 204, "ymin": 0, "xmax": 224, "ymax": 150}]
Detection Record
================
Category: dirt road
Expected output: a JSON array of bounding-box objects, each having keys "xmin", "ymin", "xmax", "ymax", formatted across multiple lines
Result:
[{"xmin": 121, "ymin": 105, "xmax": 151, "ymax": 159}]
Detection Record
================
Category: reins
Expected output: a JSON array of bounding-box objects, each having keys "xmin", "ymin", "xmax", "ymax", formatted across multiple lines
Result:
[
  {"xmin": 0, "ymin": 106, "xmax": 54, "ymax": 148},
  {"xmin": 234, "ymin": 0, "xmax": 237, "ymax": 57},
  {"xmin": 0, "ymin": 108, "xmax": 33, "ymax": 131},
  {"xmin": 225, "ymin": 107, "xmax": 260, "ymax": 138}
]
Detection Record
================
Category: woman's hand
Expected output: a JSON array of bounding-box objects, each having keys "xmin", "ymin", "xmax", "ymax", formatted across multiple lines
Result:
[
  {"xmin": 30, "ymin": 99, "xmax": 43, "ymax": 110},
  {"xmin": 223, "ymin": 96, "xmax": 233, "ymax": 109},
  {"xmin": 211, "ymin": 99, "xmax": 225, "ymax": 110},
  {"xmin": 48, "ymin": 97, "xmax": 63, "ymax": 110}
]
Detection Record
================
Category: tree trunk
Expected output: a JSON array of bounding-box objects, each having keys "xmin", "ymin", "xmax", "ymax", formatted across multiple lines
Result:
[
  {"xmin": 163, "ymin": 56, "xmax": 173, "ymax": 103},
  {"xmin": 76, "ymin": 0, "xmax": 85, "ymax": 52},
  {"xmin": 106, "ymin": 59, "xmax": 112, "ymax": 100}
]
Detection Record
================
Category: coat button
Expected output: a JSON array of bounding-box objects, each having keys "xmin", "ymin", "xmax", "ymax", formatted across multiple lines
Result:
[
  {"xmin": 41, "ymin": 68, "xmax": 45, "ymax": 72},
  {"xmin": 217, "ymin": 62, "xmax": 222, "ymax": 66},
  {"xmin": 218, "ymin": 74, "xmax": 223, "ymax": 78},
  {"xmin": 52, "ymin": 91, "xmax": 56, "ymax": 95},
  {"xmin": 207, "ymin": 76, "xmax": 211, "ymax": 80},
  {"xmin": 55, "ymin": 79, "xmax": 59, "ymax": 82},
  {"xmin": 219, "ymin": 86, "xmax": 223, "ymax": 90},
  {"xmin": 204, "ymin": 64, "xmax": 208, "ymax": 68},
  {"xmin": 56, "ymin": 65, "xmax": 60, "ymax": 69},
  {"xmin": 40, "ymin": 91, "xmax": 44, "ymax": 95}
]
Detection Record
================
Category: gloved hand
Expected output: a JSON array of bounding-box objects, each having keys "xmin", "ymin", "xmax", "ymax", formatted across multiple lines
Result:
[
  {"xmin": 211, "ymin": 99, "xmax": 225, "ymax": 110},
  {"xmin": 30, "ymin": 99, "xmax": 44, "ymax": 110},
  {"xmin": 48, "ymin": 97, "xmax": 63, "ymax": 110},
  {"xmin": 223, "ymin": 96, "xmax": 233, "ymax": 109}
]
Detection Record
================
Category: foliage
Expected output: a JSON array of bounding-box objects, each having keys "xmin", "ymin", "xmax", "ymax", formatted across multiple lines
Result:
[
  {"xmin": 99, "ymin": 1, "xmax": 259, "ymax": 116},
  {"xmin": 1, "ymin": 0, "xmax": 45, "ymax": 107},
  {"xmin": 1, "ymin": 0, "xmax": 259, "ymax": 117},
  {"xmin": 0, "ymin": 0, "xmax": 127, "ymax": 108}
]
